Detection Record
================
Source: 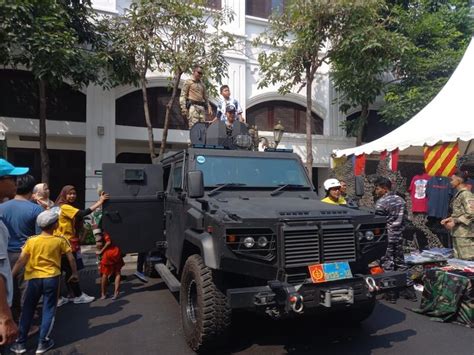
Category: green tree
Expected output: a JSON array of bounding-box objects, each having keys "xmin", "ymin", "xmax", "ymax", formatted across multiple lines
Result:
[
  {"xmin": 158, "ymin": 0, "xmax": 234, "ymax": 156},
  {"xmin": 0, "ymin": 0, "xmax": 106, "ymax": 184},
  {"xmin": 255, "ymin": 0, "xmax": 379, "ymax": 179},
  {"xmin": 107, "ymin": 0, "xmax": 235, "ymax": 159},
  {"xmin": 106, "ymin": 0, "xmax": 169, "ymax": 161},
  {"xmin": 331, "ymin": 1, "xmax": 408, "ymax": 145},
  {"xmin": 380, "ymin": 0, "xmax": 473, "ymax": 125}
]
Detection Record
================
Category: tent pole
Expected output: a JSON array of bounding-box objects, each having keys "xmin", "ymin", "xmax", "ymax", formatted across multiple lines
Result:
[{"xmin": 463, "ymin": 139, "xmax": 472, "ymax": 155}]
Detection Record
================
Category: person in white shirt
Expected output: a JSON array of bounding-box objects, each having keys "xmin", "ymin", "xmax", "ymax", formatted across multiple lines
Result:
[{"xmin": 216, "ymin": 85, "xmax": 243, "ymax": 122}]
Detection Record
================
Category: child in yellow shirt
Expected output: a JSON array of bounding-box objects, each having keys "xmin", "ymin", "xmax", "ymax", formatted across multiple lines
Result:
[{"xmin": 10, "ymin": 209, "xmax": 78, "ymax": 355}]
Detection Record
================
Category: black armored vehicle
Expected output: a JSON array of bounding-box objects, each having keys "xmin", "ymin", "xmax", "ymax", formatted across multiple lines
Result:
[{"xmin": 102, "ymin": 121, "xmax": 407, "ymax": 352}]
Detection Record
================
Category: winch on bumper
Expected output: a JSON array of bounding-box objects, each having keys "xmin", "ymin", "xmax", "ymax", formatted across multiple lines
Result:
[{"xmin": 227, "ymin": 271, "xmax": 407, "ymax": 314}]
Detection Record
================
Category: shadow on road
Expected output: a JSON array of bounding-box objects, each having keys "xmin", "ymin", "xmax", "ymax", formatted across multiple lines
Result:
[{"xmin": 214, "ymin": 302, "xmax": 415, "ymax": 354}]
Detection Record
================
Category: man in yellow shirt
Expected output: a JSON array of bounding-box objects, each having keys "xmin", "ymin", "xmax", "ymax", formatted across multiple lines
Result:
[
  {"xmin": 321, "ymin": 178, "xmax": 347, "ymax": 205},
  {"xmin": 10, "ymin": 209, "xmax": 78, "ymax": 354}
]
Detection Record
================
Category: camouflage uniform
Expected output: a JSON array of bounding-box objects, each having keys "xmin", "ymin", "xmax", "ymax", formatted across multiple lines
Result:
[
  {"xmin": 179, "ymin": 78, "xmax": 211, "ymax": 129},
  {"xmin": 375, "ymin": 192, "xmax": 408, "ymax": 272},
  {"xmin": 450, "ymin": 187, "xmax": 474, "ymax": 260}
]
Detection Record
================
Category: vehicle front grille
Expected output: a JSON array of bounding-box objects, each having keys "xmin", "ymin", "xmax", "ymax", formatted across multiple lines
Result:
[
  {"xmin": 283, "ymin": 222, "xmax": 356, "ymax": 283},
  {"xmin": 283, "ymin": 227, "xmax": 320, "ymax": 268},
  {"xmin": 321, "ymin": 224, "xmax": 356, "ymax": 262}
]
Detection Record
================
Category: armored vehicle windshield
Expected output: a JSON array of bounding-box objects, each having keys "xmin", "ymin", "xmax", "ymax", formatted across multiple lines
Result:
[{"xmin": 194, "ymin": 155, "xmax": 310, "ymax": 188}]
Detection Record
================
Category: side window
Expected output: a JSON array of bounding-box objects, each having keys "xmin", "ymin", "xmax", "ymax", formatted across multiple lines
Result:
[{"xmin": 172, "ymin": 163, "xmax": 183, "ymax": 191}]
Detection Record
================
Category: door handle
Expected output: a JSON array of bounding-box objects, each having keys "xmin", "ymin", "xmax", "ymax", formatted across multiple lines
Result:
[{"xmin": 165, "ymin": 210, "xmax": 172, "ymax": 220}]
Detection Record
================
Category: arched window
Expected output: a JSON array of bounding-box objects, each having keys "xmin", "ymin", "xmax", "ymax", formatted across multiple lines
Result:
[
  {"xmin": 0, "ymin": 69, "xmax": 86, "ymax": 122},
  {"xmin": 116, "ymin": 87, "xmax": 185, "ymax": 129},
  {"xmin": 246, "ymin": 100, "xmax": 323, "ymax": 134},
  {"xmin": 116, "ymin": 87, "xmax": 217, "ymax": 130}
]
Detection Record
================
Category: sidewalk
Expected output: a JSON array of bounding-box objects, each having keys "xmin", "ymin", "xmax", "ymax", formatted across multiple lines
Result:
[{"xmin": 80, "ymin": 245, "xmax": 137, "ymax": 268}]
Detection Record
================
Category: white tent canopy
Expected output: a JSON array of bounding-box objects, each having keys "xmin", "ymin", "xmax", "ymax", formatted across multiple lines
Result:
[{"xmin": 334, "ymin": 37, "xmax": 474, "ymax": 158}]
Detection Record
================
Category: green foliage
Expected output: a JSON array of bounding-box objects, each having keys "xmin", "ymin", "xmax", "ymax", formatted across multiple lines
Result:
[
  {"xmin": 331, "ymin": 0, "xmax": 409, "ymax": 141},
  {"xmin": 380, "ymin": 0, "xmax": 473, "ymax": 125},
  {"xmin": 254, "ymin": 0, "xmax": 381, "ymax": 177},
  {"xmin": 105, "ymin": 0, "xmax": 235, "ymax": 96},
  {"xmin": 0, "ymin": 0, "xmax": 107, "ymax": 89}
]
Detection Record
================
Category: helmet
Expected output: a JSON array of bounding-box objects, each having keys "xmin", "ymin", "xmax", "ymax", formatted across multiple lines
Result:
[{"xmin": 324, "ymin": 178, "xmax": 341, "ymax": 191}]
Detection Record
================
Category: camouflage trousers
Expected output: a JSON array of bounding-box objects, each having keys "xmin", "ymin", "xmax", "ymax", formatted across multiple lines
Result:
[
  {"xmin": 188, "ymin": 104, "xmax": 206, "ymax": 129},
  {"xmin": 453, "ymin": 236, "xmax": 474, "ymax": 261},
  {"xmin": 381, "ymin": 238, "xmax": 408, "ymax": 272}
]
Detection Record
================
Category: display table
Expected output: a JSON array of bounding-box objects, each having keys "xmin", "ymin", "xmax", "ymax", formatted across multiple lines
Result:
[{"xmin": 413, "ymin": 268, "xmax": 474, "ymax": 328}]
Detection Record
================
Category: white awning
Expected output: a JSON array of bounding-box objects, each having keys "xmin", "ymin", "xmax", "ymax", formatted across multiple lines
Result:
[{"xmin": 334, "ymin": 37, "xmax": 474, "ymax": 158}]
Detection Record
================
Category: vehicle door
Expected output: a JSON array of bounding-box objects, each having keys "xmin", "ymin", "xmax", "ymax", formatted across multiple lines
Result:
[
  {"xmin": 102, "ymin": 163, "xmax": 164, "ymax": 254},
  {"xmin": 165, "ymin": 160, "xmax": 187, "ymax": 268}
]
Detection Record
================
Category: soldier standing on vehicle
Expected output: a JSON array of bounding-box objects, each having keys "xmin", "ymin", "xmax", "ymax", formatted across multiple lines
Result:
[
  {"xmin": 179, "ymin": 65, "xmax": 213, "ymax": 129},
  {"xmin": 373, "ymin": 177, "xmax": 415, "ymax": 303},
  {"xmin": 441, "ymin": 169, "xmax": 474, "ymax": 260}
]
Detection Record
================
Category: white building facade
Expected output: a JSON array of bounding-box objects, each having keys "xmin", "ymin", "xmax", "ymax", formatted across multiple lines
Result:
[{"xmin": 0, "ymin": 0, "xmax": 356, "ymax": 205}]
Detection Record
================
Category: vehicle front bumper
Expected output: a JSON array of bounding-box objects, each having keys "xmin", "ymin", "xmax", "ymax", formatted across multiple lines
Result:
[{"xmin": 227, "ymin": 271, "xmax": 407, "ymax": 312}]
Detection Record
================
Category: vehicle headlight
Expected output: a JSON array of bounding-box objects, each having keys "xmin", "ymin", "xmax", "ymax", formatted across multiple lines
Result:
[
  {"xmin": 242, "ymin": 236, "xmax": 255, "ymax": 248},
  {"xmin": 257, "ymin": 236, "xmax": 268, "ymax": 247},
  {"xmin": 364, "ymin": 231, "xmax": 375, "ymax": 241},
  {"xmin": 357, "ymin": 231, "xmax": 364, "ymax": 241}
]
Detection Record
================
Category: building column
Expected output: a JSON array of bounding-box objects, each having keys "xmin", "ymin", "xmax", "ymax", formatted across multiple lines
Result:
[{"xmin": 85, "ymin": 84, "xmax": 116, "ymax": 205}]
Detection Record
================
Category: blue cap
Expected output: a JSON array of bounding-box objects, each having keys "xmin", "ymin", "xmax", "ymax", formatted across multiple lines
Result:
[{"xmin": 0, "ymin": 159, "xmax": 29, "ymax": 177}]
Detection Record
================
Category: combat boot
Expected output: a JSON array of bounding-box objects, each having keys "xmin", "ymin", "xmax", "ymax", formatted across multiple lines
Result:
[
  {"xmin": 399, "ymin": 285, "xmax": 418, "ymax": 302},
  {"xmin": 384, "ymin": 291, "xmax": 398, "ymax": 304}
]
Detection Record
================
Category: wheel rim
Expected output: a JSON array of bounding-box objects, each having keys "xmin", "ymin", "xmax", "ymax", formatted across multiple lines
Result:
[{"xmin": 186, "ymin": 280, "xmax": 198, "ymax": 324}]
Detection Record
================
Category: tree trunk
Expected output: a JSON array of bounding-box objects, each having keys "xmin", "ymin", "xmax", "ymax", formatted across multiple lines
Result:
[
  {"xmin": 141, "ymin": 76, "xmax": 156, "ymax": 161},
  {"xmin": 160, "ymin": 71, "xmax": 182, "ymax": 156},
  {"xmin": 356, "ymin": 104, "xmax": 369, "ymax": 146},
  {"xmin": 305, "ymin": 66, "xmax": 314, "ymax": 181},
  {"xmin": 38, "ymin": 80, "xmax": 50, "ymax": 185}
]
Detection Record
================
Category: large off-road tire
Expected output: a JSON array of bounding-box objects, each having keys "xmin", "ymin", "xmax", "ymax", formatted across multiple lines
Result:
[{"xmin": 180, "ymin": 254, "xmax": 231, "ymax": 352}]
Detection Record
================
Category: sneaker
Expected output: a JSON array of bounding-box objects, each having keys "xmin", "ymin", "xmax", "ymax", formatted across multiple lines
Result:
[
  {"xmin": 10, "ymin": 342, "xmax": 27, "ymax": 354},
  {"xmin": 36, "ymin": 338, "xmax": 54, "ymax": 354},
  {"xmin": 134, "ymin": 271, "xmax": 148, "ymax": 283},
  {"xmin": 57, "ymin": 296, "xmax": 70, "ymax": 307},
  {"xmin": 73, "ymin": 293, "xmax": 95, "ymax": 304}
]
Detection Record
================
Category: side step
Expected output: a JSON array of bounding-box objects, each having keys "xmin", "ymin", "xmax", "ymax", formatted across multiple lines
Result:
[{"xmin": 155, "ymin": 263, "xmax": 181, "ymax": 293}]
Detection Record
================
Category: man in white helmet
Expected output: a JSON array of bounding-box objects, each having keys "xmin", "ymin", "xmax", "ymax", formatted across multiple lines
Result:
[{"xmin": 321, "ymin": 178, "xmax": 347, "ymax": 205}]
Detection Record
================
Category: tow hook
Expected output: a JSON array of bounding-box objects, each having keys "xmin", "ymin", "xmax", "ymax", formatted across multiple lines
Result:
[
  {"xmin": 289, "ymin": 294, "xmax": 304, "ymax": 313},
  {"xmin": 365, "ymin": 276, "xmax": 379, "ymax": 293}
]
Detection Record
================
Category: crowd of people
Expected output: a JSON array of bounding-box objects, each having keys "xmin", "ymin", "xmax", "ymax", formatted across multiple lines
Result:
[
  {"xmin": 320, "ymin": 170, "xmax": 473, "ymax": 302},
  {"xmin": 0, "ymin": 158, "xmax": 129, "ymax": 354},
  {"xmin": 0, "ymin": 127, "xmax": 471, "ymax": 353},
  {"xmin": 179, "ymin": 65, "xmax": 244, "ymax": 131}
]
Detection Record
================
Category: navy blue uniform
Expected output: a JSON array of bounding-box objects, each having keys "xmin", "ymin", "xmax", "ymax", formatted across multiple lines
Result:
[{"xmin": 375, "ymin": 192, "xmax": 408, "ymax": 272}]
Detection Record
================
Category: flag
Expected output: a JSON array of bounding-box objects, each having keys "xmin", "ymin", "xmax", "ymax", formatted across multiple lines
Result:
[
  {"xmin": 424, "ymin": 142, "xmax": 459, "ymax": 176},
  {"xmin": 352, "ymin": 154, "xmax": 366, "ymax": 176},
  {"xmin": 388, "ymin": 148, "xmax": 399, "ymax": 171},
  {"xmin": 380, "ymin": 149, "xmax": 399, "ymax": 171}
]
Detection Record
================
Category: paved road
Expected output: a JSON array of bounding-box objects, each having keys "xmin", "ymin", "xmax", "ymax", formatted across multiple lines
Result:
[{"xmin": 16, "ymin": 267, "xmax": 473, "ymax": 355}]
